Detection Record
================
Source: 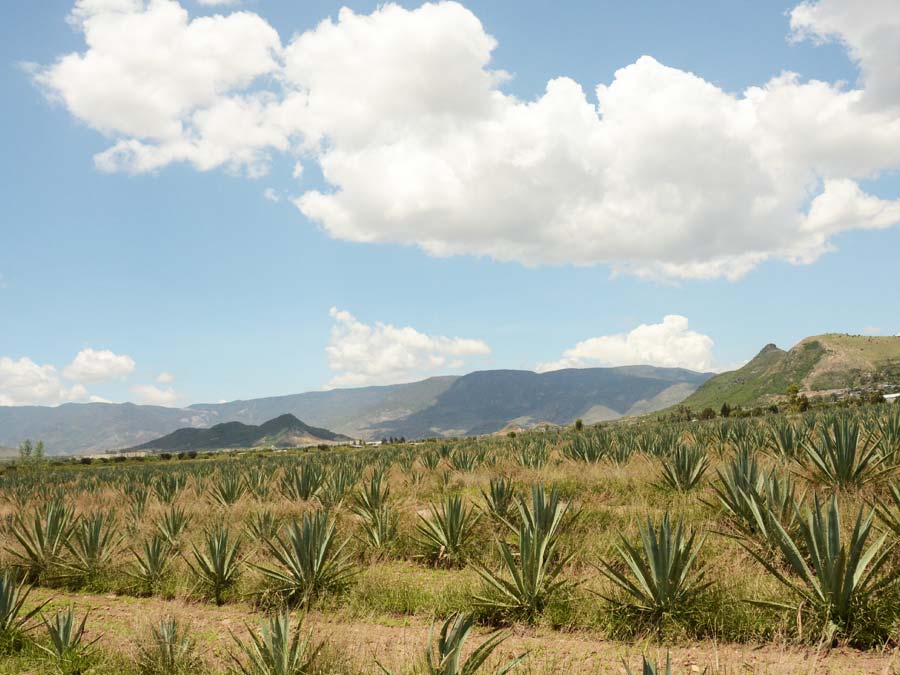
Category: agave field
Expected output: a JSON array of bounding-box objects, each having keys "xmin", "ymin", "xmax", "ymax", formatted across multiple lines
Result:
[{"xmin": 2, "ymin": 405, "xmax": 900, "ymax": 674}]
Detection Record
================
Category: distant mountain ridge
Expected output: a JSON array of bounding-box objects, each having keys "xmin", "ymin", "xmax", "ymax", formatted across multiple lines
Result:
[
  {"xmin": 680, "ymin": 333, "xmax": 900, "ymax": 410},
  {"xmin": 133, "ymin": 414, "xmax": 350, "ymax": 452},
  {"xmin": 0, "ymin": 366, "xmax": 711, "ymax": 454}
]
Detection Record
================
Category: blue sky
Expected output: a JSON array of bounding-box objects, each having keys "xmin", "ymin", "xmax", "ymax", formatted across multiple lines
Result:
[{"xmin": 1, "ymin": 0, "xmax": 899, "ymax": 407}]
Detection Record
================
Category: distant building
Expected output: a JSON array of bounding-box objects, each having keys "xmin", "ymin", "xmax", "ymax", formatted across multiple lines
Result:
[{"xmin": 886, "ymin": 393, "xmax": 900, "ymax": 404}]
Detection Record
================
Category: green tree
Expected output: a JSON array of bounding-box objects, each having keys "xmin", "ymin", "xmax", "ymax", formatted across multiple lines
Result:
[
  {"xmin": 720, "ymin": 402, "xmax": 732, "ymax": 418},
  {"xmin": 574, "ymin": 419, "xmax": 584, "ymax": 432}
]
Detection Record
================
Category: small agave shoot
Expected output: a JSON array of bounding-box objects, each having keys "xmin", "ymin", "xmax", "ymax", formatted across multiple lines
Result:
[
  {"xmin": 7, "ymin": 497, "xmax": 76, "ymax": 582},
  {"xmin": 187, "ymin": 525, "xmax": 243, "ymax": 605},
  {"xmin": 38, "ymin": 606, "xmax": 98, "ymax": 675},
  {"xmin": 378, "ymin": 613, "xmax": 525, "ymax": 675},
  {"xmin": 230, "ymin": 611, "xmax": 321, "ymax": 675},
  {"xmin": 658, "ymin": 445, "xmax": 709, "ymax": 493},
  {"xmin": 65, "ymin": 511, "xmax": 122, "ymax": 586},
  {"xmin": 416, "ymin": 495, "xmax": 481, "ymax": 568},
  {"xmin": 623, "ymin": 652, "xmax": 695, "ymax": 675},
  {"xmin": 155, "ymin": 505, "xmax": 192, "ymax": 548},
  {"xmin": 130, "ymin": 534, "xmax": 174, "ymax": 596},
  {"xmin": 801, "ymin": 416, "xmax": 890, "ymax": 489},
  {"xmin": 479, "ymin": 477, "xmax": 518, "ymax": 523},
  {"xmin": 741, "ymin": 495, "xmax": 900, "ymax": 640},
  {"xmin": 513, "ymin": 439, "xmax": 549, "ymax": 469},
  {"xmin": 475, "ymin": 485, "xmax": 575, "ymax": 621},
  {"xmin": 599, "ymin": 514, "xmax": 710, "ymax": 627},
  {"xmin": 247, "ymin": 510, "xmax": 282, "ymax": 542},
  {"xmin": 0, "ymin": 569, "xmax": 48, "ymax": 651},
  {"xmin": 137, "ymin": 616, "xmax": 200, "ymax": 675},
  {"xmin": 256, "ymin": 511, "xmax": 355, "ymax": 607}
]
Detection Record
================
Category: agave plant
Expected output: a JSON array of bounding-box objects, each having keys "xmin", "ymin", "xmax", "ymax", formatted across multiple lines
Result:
[
  {"xmin": 137, "ymin": 616, "xmax": 200, "ymax": 675},
  {"xmin": 129, "ymin": 534, "xmax": 174, "ymax": 595},
  {"xmin": 513, "ymin": 440, "xmax": 549, "ymax": 469},
  {"xmin": 877, "ymin": 407, "xmax": 900, "ymax": 464},
  {"xmin": 767, "ymin": 419, "xmax": 803, "ymax": 462},
  {"xmin": 742, "ymin": 495, "xmax": 900, "ymax": 634},
  {"xmin": 318, "ymin": 464, "xmax": 358, "ymax": 509},
  {"xmin": 479, "ymin": 477, "xmax": 517, "ymax": 523},
  {"xmin": 6, "ymin": 497, "xmax": 76, "ymax": 582},
  {"xmin": 599, "ymin": 514, "xmax": 710, "ymax": 623},
  {"xmin": 801, "ymin": 417, "xmax": 889, "ymax": 488},
  {"xmin": 156, "ymin": 505, "xmax": 192, "ymax": 548},
  {"xmin": 209, "ymin": 470, "xmax": 247, "ymax": 507},
  {"xmin": 245, "ymin": 468, "xmax": 271, "ymax": 500},
  {"xmin": 708, "ymin": 449, "xmax": 761, "ymax": 524},
  {"xmin": 230, "ymin": 611, "xmax": 321, "ymax": 675},
  {"xmin": 658, "ymin": 446, "xmax": 709, "ymax": 492},
  {"xmin": 65, "ymin": 511, "xmax": 122, "ymax": 584},
  {"xmin": 125, "ymin": 483, "xmax": 151, "ymax": 523},
  {"xmin": 474, "ymin": 493, "xmax": 574, "ymax": 621},
  {"xmin": 420, "ymin": 452, "xmax": 441, "ymax": 471},
  {"xmin": 187, "ymin": 525, "xmax": 243, "ymax": 605},
  {"xmin": 351, "ymin": 476, "xmax": 398, "ymax": 553},
  {"xmin": 562, "ymin": 432, "xmax": 608, "ymax": 464},
  {"xmin": 378, "ymin": 613, "xmax": 524, "ymax": 675},
  {"xmin": 37, "ymin": 606, "xmax": 98, "ymax": 675},
  {"xmin": 449, "ymin": 448, "xmax": 479, "ymax": 472},
  {"xmin": 0, "ymin": 569, "xmax": 48, "ymax": 647},
  {"xmin": 623, "ymin": 652, "xmax": 689, "ymax": 675},
  {"xmin": 416, "ymin": 495, "xmax": 481, "ymax": 568},
  {"xmin": 154, "ymin": 474, "xmax": 186, "ymax": 504},
  {"xmin": 280, "ymin": 464, "xmax": 324, "ymax": 502},
  {"xmin": 255, "ymin": 511, "xmax": 355, "ymax": 606}
]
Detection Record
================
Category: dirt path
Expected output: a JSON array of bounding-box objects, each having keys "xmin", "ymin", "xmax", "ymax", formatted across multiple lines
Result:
[{"xmin": 27, "ymin": 589, "xmax": 900, "ymax": 674}]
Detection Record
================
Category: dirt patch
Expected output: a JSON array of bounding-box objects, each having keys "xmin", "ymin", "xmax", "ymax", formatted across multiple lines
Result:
[{"xmin": 27, "ymin": 589, "xmax": 900, "ymax": 674}]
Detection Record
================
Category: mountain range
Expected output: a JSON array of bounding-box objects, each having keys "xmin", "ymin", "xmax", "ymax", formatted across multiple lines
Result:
[
  {"xmin": 0, "ymin": 366, "xmax": 710, "ymax": 454},
  {"xmin": 133, "ymin": 414, "xmax": 350, "ymax": 452},
  {"xmin": 680, "ymin": 333, "xmax": 900, "ymax": 410}
]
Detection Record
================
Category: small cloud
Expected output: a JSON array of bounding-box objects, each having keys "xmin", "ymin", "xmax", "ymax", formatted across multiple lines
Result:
[
  {"xmin": 326, "ymin": 307, "xmax": 490, "ymax": 388},
  {"xmin": 196, "ymin": 0, "xmax": 240, "ymax": 6},
  {"xmin": 537, "ymin": 316, "xmax": 720, "ymax": 374},
  {"xmin": 88, "ymin": 395, "xmax": 113, "ymax": 403},
  {"xmin": 63, "ymin": 348, "xmax": 135, "ymax": 382},
  {"xmin": 292, "ymin": 162, "xmax": 304, "ymax": 180},
  {"xmin": 862, "ymin": 326, "xmax": 882, "ymax": 336},
  {"xmin": 263, "ymin": 187, "xmax": 281, "ymax": 203},
  {"xmin": 156, "ymin": 371, "xmax": 175, "ymax": 384},
  {"xmin": 131, "ymin": 384, "xmax": 180, "ymax": 406}
]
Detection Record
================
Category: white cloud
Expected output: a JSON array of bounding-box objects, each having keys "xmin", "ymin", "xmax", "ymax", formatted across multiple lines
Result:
[
  {"xmin": 537, "ymin": 316, "xmax": 718, "ymax": 373},
  {"xmin": 326, "ymin": 307, "xmax": 490, "ymax": 388},
  {"xmin": 130, "ymin": 383, "xmax": 180, "ymax": 406},
  {"xmin": 32, "ymin": 0, "xmax": 900, "ymax": 279},
  {"xmin": 263, "ymin": 187, "xmax": 280, "ymax": 202},
  {"xmin": 0, "ymin": 356, "xmax": 91, "ymax": 406},
  {"xmin": 197, "ymin": 0, "xmax": 239, "ymax": 6},
  {"xmin": 790, "ymin": 0, "xmax": 900, "ymax": 112},
  {"xmin": 155, "ymin": 371, "xmax": 175, "ymax": 384},
  {"xmin": 62, "ymin": 347, "xmax": 135, "ymax": 382}
]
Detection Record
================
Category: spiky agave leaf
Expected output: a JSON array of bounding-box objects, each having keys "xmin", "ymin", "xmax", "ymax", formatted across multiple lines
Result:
[{"xmin": 229, "ymin": 611, "xmax": 321, "ymax": 675}]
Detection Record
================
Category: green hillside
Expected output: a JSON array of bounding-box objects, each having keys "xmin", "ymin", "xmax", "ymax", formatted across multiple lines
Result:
[{"xmin": 680, "ymin": 333, "xmax": 900, "ymax": 410}]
